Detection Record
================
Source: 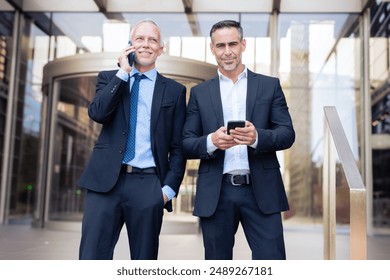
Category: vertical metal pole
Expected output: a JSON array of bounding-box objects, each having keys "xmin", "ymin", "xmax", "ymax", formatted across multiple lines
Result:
[
  {"xmin": 0, "ymin": 11, "xmax": 20, "ymax": 224},
  {"xmin": 362, "ymin": 6, "xmax": 373, "ymax": 237},
  {"xmin": 350, "ymin": 189, "xmax": 367, "ymax": 259},
  {"xmin": 323, "ymin": 120, "xmax": 336, "ymax": 259},
  {"xmin": 42, "ymin": 80, "xmax": 59, "ymax": 227},
  {"xmin": 270, "ymin": 9, "xmax": 279, "ymax": 77}
]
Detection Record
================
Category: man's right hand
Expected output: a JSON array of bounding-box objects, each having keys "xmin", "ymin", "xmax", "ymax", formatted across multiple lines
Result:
[
  {"xmin": 211, "ymin": 126, "xmax": 238, "ymax": 150},
  {"xmin": 117, "ymin": 43, "xmax": 135, "ymax": 73}
]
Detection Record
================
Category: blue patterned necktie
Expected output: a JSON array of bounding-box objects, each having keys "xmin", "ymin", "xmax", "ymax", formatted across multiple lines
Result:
[{"xmin": 123, "ymin": 73, "xmax": 146, "ymax": 162}]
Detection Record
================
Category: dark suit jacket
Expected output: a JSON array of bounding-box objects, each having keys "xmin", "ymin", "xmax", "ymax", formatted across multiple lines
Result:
[
  {"xmin": 77, "ymin": 70, "xmax": 187, "ymax": 212},
  {"xmin": 183, "ymin": 69, "xmax": 295, "ymax": 217}
]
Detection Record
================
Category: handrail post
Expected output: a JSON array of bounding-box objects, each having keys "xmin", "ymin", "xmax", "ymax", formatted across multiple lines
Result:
[
  {"xmin": 350, "ymin": 189, "xmax": 367, "ymax": 259},
  {"xmin": 323, "ymin": 119, "xmax": 336, "ymax": 260},
  {"xmin": 323, "ymin": 106, "xmax": 367, "ymax": 260}
]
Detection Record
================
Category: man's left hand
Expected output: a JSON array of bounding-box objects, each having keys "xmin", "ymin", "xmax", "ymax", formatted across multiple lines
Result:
[{"xmin": 229, "ymin": 121, "xmax": 257, "ymax": 146}]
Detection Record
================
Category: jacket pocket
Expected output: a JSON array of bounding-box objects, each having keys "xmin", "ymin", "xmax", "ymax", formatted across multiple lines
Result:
[
  {"xmin": 93, "ymin": 143, "xmax": 109, "ymax": 150},
  {"xmin": 260, "ymin": 154, "xmax": 280, "ymax": 169},
  {"xmin": 161, "ymin": 101, "xmax": 174, "ymax": 107}
]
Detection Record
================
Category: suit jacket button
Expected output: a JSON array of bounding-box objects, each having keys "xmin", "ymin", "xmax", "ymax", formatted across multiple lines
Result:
[{"xmin": 119, "ymin": 149, "xmax": 123, "ymax": 154}]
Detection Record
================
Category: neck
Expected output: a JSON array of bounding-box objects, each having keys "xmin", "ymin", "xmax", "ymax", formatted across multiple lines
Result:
[
  {"xmin": 134, "ymin": 63, "xmax": 156, "ymax": 74},
  {"xmin": 219, "ymin": 64, "xmax": 245, "ymax": 83}
]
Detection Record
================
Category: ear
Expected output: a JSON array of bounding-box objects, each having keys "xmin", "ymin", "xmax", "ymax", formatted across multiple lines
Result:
[
  {"xmin": 241, "ymin": 38, "xmax": 247, "ymax": 52},
  {"xmin": 157, "ymin": 45, "xmax": 164, "ymax": 56},
  {"xmin": 210, "ymin": 42, "xmax": 215, "ymax": 55}
]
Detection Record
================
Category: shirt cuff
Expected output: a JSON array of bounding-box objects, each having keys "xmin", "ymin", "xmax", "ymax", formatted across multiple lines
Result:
[
  {"xmin": 116, "ymin": 69, "xmax": 129, "ymax": 82},
  {"xmin": 249, "ymin": 130, "xmax": 259, "ymax": 148},
  {"xmin": 162, "ymin": 185, "xmax": 176, "ymax": 201},
  {"xmin": 207, "ymin": 133, "xmax": 218, "ymax": 154}
]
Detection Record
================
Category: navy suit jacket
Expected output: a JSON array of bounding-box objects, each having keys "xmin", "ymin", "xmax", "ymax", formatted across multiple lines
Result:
[
  {"xmin": 77, "ymin": 70, "xmax": 187, "ymax": 212},
  {"xmin": 183, "ymin": 69, "xmax": 295, "ymax": 217}
]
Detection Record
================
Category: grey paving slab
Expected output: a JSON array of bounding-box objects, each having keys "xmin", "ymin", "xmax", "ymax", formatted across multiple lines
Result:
[{"xmin": 0, "ymin": 218, "xmax": 389, "ymax": 260}]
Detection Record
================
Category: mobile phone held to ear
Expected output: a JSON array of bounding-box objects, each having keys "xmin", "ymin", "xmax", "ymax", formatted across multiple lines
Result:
[
  {"xmin": 227, "ymin": 120, "xmax": 245, "ymax": 134},
  {"xmin": 128, "ymin": 40, "xmax": 135, "ymax": 66},
  {"xmin": 117, "ymin": 41, "xmax": 135, "ymax": 68}
]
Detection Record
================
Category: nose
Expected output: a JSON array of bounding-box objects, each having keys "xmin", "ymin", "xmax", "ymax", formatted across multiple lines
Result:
[
  {"xmin": 224, "ymin": 45, "xmax": 232, "ymax": 55},
  {"xmin": 139, "ymin": 39, "xmax": 148, "ymax": 47}
]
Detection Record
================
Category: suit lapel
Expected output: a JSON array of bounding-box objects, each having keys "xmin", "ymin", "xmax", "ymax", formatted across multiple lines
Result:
[
  {"xmin": 208, "ymin": 75, "xmax": 225, "ymax": 127},
  {"xmin": 151, "ymin": 73, "xmax": 165, "ymax": 133},
  {"xmin": 246, "ymin": 70, "xmax": 258, "ymax": 121},
  {"xmin": 122, "ymin": 77, "xmax": 131, "ymax": 124}
]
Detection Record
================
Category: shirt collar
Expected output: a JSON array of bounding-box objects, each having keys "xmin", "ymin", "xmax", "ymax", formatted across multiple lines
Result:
[
  {"xmin": 217, "ymin": 66, "xmax": 248, "ymax": 82},
  {"xmin": 130, "ymin": 67, "xmax": 157, "ymax": 81}
]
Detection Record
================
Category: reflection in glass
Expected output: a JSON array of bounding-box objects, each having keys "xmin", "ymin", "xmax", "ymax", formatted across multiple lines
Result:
[
  {"xmin": 279, "ymin": 14, "xmax": 361, "ymax": 224},
  {"xmin": 0, "ymin": 12, "xmax": 14, "ymax": 216},
  {"xmin": 49, "ymin": 76, "xmax": 98, "ymax": 221},
  {"xmin": 370, "ymin": 2, "xmax": 390, "ymax": 228},
  {"xmin": 8, "ymin": 20, "xmax": 48, "ymax": 223}
]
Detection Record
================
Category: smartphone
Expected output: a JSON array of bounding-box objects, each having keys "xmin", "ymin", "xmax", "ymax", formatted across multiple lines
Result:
[
  {"xmin": 227, "ymin": 120, "xmax": 245, "ymax": 134},
  {"xmin": 128, "ymin": 40, "xmax": 135, "ymax": 66}
]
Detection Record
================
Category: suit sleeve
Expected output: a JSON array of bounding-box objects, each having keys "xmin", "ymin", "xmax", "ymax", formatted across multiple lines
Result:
[
  {"xmin": 255, "ymin": 78, "xmax": 295, "ymax": 153},
  {"xmin": 182, "ymin": 88, "xmax": 211, "ymax": 160},
  {"xmin": 162, "ymin": 83, "xmax": 188, "ymax": 194},
  {"xmin": 88, "ymin": 71, "xmax": 128, "ymax": 124}
]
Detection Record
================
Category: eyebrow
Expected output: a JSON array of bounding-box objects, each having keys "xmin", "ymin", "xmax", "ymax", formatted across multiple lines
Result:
[
  {"xmin": 214, "ymin": 41, "xmax": 239, "ymax": 47},
  {"xmin": 134, "ymin": 35, "xmax": 159, "ymax": 41}
]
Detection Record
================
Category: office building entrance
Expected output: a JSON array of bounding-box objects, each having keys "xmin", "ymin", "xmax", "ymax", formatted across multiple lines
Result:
[{"xmin": 36, "ymin": 53, "xmax": 215, "ymax": 230}]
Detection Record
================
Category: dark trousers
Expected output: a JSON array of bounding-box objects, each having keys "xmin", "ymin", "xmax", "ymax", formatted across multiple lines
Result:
[
  {"xmin": 79, "ymin": 172, "xmax": 164, "ymax": 260},
  {"xmin": 200, "ymin": 180, "xmax": 286, "ymax": 260}
]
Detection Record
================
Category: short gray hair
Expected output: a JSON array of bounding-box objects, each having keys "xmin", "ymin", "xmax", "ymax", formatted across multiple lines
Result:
[
  {"xmin": 131, "ymin": 18, "xmax": 164, "ymax": 47},
  {"xmin": 209, "ymin": 20, "xmax": 243, "ymax": 43}
]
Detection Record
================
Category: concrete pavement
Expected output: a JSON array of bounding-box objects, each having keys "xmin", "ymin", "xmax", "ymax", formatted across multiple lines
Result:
[{"xmin": 0, "ymin": 215, "xmax": 389, "ymax": 260}]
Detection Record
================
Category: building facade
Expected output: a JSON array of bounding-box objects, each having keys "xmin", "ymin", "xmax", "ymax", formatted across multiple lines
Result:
[{"xmin": 0, "ymin": 0, "xmax": 389, "ymax": 235}]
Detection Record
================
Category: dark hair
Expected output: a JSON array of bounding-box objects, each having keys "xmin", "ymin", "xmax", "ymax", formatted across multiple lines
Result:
[{"xmin": 209, "ymin": 20, "xmax": 243, "ymax": 42}]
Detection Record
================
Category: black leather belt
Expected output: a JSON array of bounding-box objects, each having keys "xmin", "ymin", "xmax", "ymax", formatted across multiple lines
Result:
[
  {"xmin": 223, "ymin": 174, "xmax": 251, "ymax": 186},
  {"xmin": 121, "ymin": 165, "xmax": 157, "ymax": 174}
]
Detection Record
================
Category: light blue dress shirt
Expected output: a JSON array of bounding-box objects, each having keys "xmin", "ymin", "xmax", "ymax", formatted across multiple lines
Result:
[{"xmin": 116, "ymin": 68, "xmax": 176, "ymax": 201}]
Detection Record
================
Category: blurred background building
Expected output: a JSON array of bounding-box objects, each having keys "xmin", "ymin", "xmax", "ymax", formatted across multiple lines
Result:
[{"xmin": 0, "ymin": 0, "xmax": 389, "ymax": 237}]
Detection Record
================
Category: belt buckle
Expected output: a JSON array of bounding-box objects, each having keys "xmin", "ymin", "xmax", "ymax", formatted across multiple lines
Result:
[
  {"xmin": 127, "ymin": 165, "xmax": 133, "ymax": 173},
  {"xmin": 230, "ymin": 175, "xmax": 241, "ymax": 186}
]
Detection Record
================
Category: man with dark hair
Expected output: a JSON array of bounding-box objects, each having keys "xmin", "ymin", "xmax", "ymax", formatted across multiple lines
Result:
[
  {"xmin": 183, "ymin": 20, "xmax": 295, "ymax": 260},
  {"xmin": 78, "ymin": 19, "xmax": 187, "ymax": 260}
]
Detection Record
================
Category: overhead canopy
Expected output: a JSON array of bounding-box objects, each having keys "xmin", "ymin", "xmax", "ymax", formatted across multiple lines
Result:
[{"xmin": 0, "ymin": 0, "xmax": 370, "ymax": 13}]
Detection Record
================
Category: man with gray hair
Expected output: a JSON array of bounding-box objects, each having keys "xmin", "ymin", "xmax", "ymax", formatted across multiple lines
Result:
[
  {"xmin": 78, "ymin": 19, "xmax": 187, "ymax": 260},
  {"xmin": 183, "ymin": 20, "xmax": 295, "ymax": 259}
]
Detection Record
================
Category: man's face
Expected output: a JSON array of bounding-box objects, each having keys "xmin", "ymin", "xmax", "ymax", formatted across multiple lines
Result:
[
  {"xmin": 131, "ymin": 22, "xmax": 164, "ymax": 71},
  {"xmin": 210, "ymin": 27, "xmax": 246, "ymax": 73}
]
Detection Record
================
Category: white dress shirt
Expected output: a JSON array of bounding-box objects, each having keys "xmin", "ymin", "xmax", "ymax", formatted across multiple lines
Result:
[{"xmin": 206, "ymin": 67, "xmax": 258, "ymax": 175}]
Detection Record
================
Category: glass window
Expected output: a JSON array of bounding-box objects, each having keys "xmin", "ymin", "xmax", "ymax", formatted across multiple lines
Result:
[
  {"xmin": 42, "ymin": 12, "xmax": 271, "ymax": 73},
  {"xmin": 278, "ymin": 13, "xmax": 361, "ymax": 222},
  {"xmin": 369, "ymin": 2, "xmax": 390, "ymax": 228},
  {"xmin": 0, "ymin": 12, "xmax": 14, "ymax": 192},
  {"xmin": 49, "ymin": 76, "xmax": 97, "ymax": 221},
  {"xmin": 7, "ymin": 21, "xmax": 49, "ymax": 222}
]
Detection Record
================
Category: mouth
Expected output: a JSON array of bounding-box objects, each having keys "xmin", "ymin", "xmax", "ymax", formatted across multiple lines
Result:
[
  {"xmin": 222, "ymin": 59, "xmax": 235, "ymax": 64},
  {"xmin": 138, "ymin": 50, "xmax": 153, "ymax": 55}
]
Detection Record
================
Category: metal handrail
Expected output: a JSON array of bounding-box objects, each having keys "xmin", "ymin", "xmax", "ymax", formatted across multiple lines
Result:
[{"xmin": 323, "ymin": 106, "xmax": 367, "ymax": 260}]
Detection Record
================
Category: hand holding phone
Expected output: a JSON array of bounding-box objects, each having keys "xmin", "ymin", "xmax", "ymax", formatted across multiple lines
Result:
[
  {"xmin": 227, "ymin": 120, "xmax": 245, "ymax": 134},
  {"xmin": 117, "ymin": 41, "xmax": 135, "ymax": 68},
  {"xmin": 127, "ymin": 40, "xmax": 135, "ymax": 66}
]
